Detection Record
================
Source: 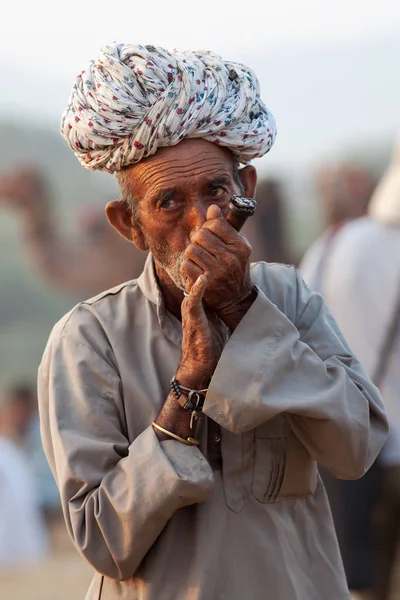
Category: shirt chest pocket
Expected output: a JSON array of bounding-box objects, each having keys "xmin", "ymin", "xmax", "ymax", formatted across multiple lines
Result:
[{"xmin": 251, "ymin": 414, "xmax": 317, "ymax": 503}]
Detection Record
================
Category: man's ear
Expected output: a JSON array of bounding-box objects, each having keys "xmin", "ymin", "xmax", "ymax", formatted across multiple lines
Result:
[
  {"xmin": 105, "ymin": 200, "xmax": 149, "ymax": 251},
  {"xmin": 238, "ymin": 165, "xmax": 257, "ymax": 199}
]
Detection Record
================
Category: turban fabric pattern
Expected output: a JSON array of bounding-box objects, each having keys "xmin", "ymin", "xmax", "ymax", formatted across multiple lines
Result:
[{"xmin": 61, "ymin": 43, "xmax": 277, "ymax": 173}]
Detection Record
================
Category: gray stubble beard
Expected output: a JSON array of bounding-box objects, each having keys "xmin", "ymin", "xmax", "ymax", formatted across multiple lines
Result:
[{"xmin": 145, "ymin": 235, "xmax": 187, "ymax": 291}]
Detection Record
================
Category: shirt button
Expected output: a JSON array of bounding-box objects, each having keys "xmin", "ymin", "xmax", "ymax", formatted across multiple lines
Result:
[
  {"xmin": 212, "ymin": 434, "xmax": 221, "ymax": 443},
  {"xmin": 217, "ymin": 412, "xmax": 225, "ymax": 420}
]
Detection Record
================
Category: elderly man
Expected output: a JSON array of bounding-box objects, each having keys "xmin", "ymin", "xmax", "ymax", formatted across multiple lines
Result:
[{"xmin": 38, "ymin": 43, "xmax": 388, "ymax": 600}]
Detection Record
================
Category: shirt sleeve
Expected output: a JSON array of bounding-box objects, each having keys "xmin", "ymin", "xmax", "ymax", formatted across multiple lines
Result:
[
  {"xmin": 203, "ymin": 268, "xmax": 389, "ymax": 480},
  {"xmin": 38, "ymin": 335, "xmax": 214, "ymax": 581}
]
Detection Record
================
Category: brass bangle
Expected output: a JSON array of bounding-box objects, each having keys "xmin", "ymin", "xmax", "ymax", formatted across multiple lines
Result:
[{"xmin": 151, "ymin": 421, "xmax": 199, "ymax": 446}]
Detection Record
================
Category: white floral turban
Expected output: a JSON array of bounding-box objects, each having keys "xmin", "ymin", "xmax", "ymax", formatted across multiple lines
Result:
[{"xmin": 61, "ymin": 43, "xmax": 277, "ymax": 173}]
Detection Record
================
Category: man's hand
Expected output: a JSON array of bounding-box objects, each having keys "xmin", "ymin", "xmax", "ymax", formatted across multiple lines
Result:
[
  {"xmin": 178, "ymin": 274, "xmax": 224, "ymax": 388},
  {"xmin": 181, "ymin": 204, "xmax": 256, "ymax": 330},
  {"xmin": 155, "ymin": 275, "xmax": 223, "ymax": 440}
]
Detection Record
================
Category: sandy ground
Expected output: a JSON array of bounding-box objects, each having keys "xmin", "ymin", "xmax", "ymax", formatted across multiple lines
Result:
[
  {"xmin": 0, "ymin": 521, "xmax": 92, "ymax": 600},
  {"xmin": 0, "ymin": 554, "xmax": 92, "ymax": 600}
]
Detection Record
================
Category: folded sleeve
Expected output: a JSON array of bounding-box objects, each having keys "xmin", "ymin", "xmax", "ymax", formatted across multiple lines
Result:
[
  {"xmin": 203, "ymin": 268, "xmax": 389, "ymax": 479},
  {"xmin": 38, "ymin": 334, "xmax": 214, "ymax": 581}
]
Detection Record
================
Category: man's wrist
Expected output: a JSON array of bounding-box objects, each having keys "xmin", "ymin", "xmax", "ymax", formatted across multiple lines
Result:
[
  {"xmin": 216, "ymin": 285, "xmax": 257, "ymax": 331},
  {"xmin": 175, "ymin": 366, "xmax": 212, "ymax": 391},
  {"xmin": 154, "ymin": 391, "xmax": 195, "ymax": 441}
]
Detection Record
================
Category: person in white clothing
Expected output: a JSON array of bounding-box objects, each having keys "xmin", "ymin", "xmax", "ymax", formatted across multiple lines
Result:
[
  {"xmin": 300, "ymin": 164, "xmax": 376, "ymax": 291},
  {"xmin": 301, "ymin": 136, "xmax": 400, "ymax": 600},
  {"xmin": 0, "ymin": 385, "xmax": 48, "ymax": 567}
]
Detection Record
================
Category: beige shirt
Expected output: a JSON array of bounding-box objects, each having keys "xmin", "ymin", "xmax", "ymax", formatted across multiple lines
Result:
[{"xmin": 38, "ymin": 255, "xmax": 388, "ymax": 600}]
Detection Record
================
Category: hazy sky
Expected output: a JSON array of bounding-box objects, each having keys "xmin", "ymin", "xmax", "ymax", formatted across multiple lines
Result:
[{"xmin": 1, "ymin": 0, "xmax": 400, "ymax": 172}]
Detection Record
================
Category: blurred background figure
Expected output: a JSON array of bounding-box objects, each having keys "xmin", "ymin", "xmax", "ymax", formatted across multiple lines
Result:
[
  {"xmin": 300, "ymin": 163, "xmax": 377, "ymax": 289},
  {"xmin": 19, "ymin": 382, "xmax": 61, "ymax": 524},
  {"xmin": 0, "ymin": 383, "xmax": 48, "ymax": 568},
  {"xmin": 244, "ymin": 178, "xmax": 297, "ymax": 265},
  {"xmin": 0, "ymin": 167, "xmax": 147, "ymax": 298},
  {"xmin": 301, "ymin": 136, "xmax": 400, "ymax": 600}
]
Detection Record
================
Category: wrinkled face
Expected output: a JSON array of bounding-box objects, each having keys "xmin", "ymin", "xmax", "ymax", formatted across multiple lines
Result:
[{"xmin": 115, "ymin": 139, "xmax": 252, "ymax": 289}]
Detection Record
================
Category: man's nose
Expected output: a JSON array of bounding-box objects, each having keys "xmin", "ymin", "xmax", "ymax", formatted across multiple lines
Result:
[{"xmin": 187, "ymin": 200, "xmax": 208, "ymax": 238}]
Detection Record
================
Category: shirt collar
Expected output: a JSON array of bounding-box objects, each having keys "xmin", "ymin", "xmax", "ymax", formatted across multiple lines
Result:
[
  {"xmin": 138, "ymin": 252, "xmax": 163, "ymax": 307},
  {"xmin": 138, "ymin": 253, "xmax": 183, "ymax": 345}
]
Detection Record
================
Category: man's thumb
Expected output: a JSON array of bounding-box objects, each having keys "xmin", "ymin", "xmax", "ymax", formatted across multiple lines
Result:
[{"xmin": 206, "ymin": 204, "xmax": 222, "ymax": 220}]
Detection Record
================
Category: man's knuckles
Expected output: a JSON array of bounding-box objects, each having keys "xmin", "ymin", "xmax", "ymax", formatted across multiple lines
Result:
[
  {"xmin": 190, "ymin": 227, "xmax": 211, "ymax": 246},
  {"xmin": 185, "ymin": 243, "xmax": 215, "ymax": 268},
  {"xmin": 181, "ymin": 257, "xmax": 202, "ymax": 281},
  {"xmin": 202, "ymin": 217, "xmax": 232, "ymax": 238},
  {"xmin": 241, "ymin": 237, "xmax": 252, "ymax": 258},
  {"xmin": 184, "ymin": 241, "xmax": 201, "ymax": 259}
]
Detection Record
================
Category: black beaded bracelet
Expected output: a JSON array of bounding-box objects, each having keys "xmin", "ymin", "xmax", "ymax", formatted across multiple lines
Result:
[
  {"xmin": 170, "ymin": 377, "xmax": 208, "ymax": 413},
  {"xmin": 170, "ymin": 377, "xmax": 183, "ymax": 400}
]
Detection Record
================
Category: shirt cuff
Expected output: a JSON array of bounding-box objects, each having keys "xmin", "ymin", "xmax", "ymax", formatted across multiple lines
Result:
[
  {"xmin": 156, "ymin": 432, "xmax": 215, "ymax": 504},
  {"xmin": 203, "ymin": 287, "xmax": 286, "ymax": 434}
]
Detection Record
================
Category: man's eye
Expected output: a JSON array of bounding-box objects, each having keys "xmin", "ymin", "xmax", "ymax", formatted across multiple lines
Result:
[
  {"xmin": 160, "ymin": 197, "xmax": 177, "ymax": 209},
  {"xmin": 210, "ymin": 186, "xmax": 226, "ymax": 198}
]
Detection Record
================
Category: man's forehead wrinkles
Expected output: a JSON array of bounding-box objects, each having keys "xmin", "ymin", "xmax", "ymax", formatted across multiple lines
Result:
[
  {"xmin": 142, "ymin": 155, "xmax": 230, "ymax": 181},
  {"xmin": 145, "ymin": 166, "xmax": 232, "ymax": 195},
  {"xmin": 133, "ymin": 157, "xmax": 233, "ymax": 196}
]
